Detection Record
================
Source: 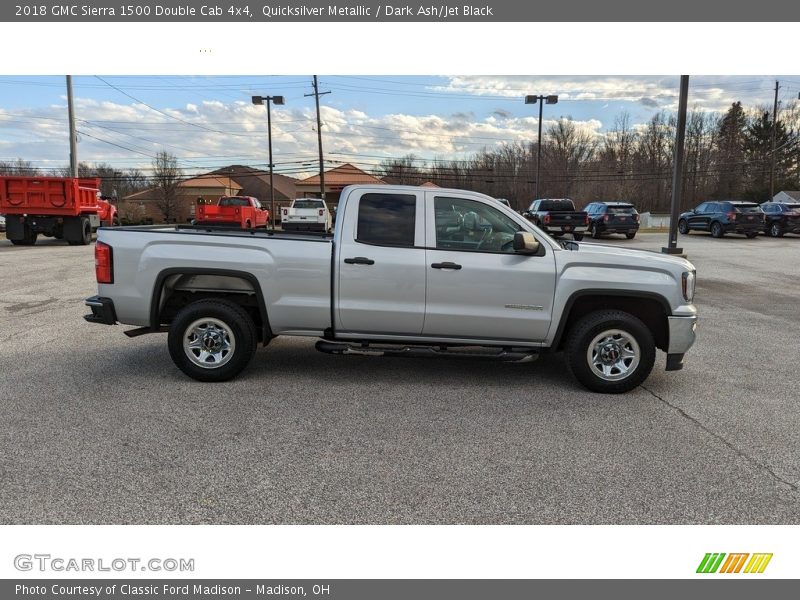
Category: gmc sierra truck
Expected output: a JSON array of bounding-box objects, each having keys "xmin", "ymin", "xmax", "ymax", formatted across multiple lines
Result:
[{"xmin": 84, "ymin": 184, "xmax": 698, "ymax": 393}]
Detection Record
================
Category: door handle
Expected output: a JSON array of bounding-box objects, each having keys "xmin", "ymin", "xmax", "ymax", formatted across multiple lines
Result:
[
  {"xmin": 344, "ymin": 256, "xmax": 375, "ymax": 265},
  {"xmin": 431, "ymin": 262, "xmax": 462, "ymax": 270}
]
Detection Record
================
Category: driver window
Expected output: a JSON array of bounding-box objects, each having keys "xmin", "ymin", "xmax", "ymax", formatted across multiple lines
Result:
[{"xmin": 434, "ymin": 196, "xmax": 520, "ymax": 253}]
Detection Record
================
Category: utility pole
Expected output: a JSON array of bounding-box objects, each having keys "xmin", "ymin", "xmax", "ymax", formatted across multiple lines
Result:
[
  {"xmin": 305, "ymin": 76, "xmax": 331, "ymax": 200},
  {"xmin": 66, "ymin": 75, "xmax": 78, "ymax": 178},
  {"xmin": 769, "ymin": 80, "xmax": 780, "ymax": 200},
  {"xmin": 663, "ymin": 75, "xmax": 689, "ymax": 256},
  {"xmin": 525, "ymin": 94, "xmax": 558, "ymax": 199}
]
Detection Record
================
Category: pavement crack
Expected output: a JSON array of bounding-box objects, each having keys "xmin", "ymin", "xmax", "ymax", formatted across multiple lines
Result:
[{"xmin": 641, "ymin": 384, "xmax": 799, "ymax": 493}]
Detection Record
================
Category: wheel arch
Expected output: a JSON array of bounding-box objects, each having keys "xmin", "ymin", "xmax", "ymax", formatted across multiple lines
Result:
[
  {"xmin": 551, "ymin": 290, "xmax": 670, "ymax": 352},
  {"xmin": 150, "ymin": 267, "xmax": 273, "ymax": 344}
]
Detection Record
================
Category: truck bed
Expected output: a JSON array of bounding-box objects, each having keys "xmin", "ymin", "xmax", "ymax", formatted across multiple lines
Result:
[{"xmin": 96, "ymin": 224, "xmax": 334, "ymax": 336}]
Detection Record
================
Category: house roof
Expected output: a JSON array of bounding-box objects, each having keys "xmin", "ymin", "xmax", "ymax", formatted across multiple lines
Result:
[
  {"xmin": 420, "ymin": 181, "xmax": 441, "ymax": 188},
  {"xmin": 777, "ymin": 191, "xmax": 800, "ymax": 201},
  {"xmin": 211, "ymin": 165, "xmax": 297, "ymax": 202},
  {"xmin": 299, "ymin": 163, "xmax": 385, "ymax": 186},
  {"xmin": 179, "ymin": 175, "xmax": 240, "ymax": 189},
  {"xmin": 123, "ymin": 174, "xmax": 241, "ymax": 200}
]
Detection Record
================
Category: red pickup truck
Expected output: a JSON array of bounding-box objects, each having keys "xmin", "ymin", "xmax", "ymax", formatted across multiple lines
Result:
[
  {"xmin": 0, "ymin": 176, "xmax": 117, "ymax": 245},
  {"xmin": 195, "ymin": 196, "xmax": 269, "ymax": 229}
]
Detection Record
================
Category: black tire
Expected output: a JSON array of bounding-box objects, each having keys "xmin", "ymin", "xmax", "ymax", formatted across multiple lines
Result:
[
  {"xmin": 573, "ymin": 232, "xmax": 584, "ymax": 242},
  {"xmin": 678, "ymin": 219, "xmax": 689, "ymax": 235},
  {"xmin": 591, "ymin": 224, "xmax": 602, "ymax": 239},
  {"xmin": 625, "ymin": 231, "xmax": 636, "ymax": 239},
  {"xmin": 745, "ymin": 231, "xmax": 758, "ymax": 239},
  {"xmin": 167, "ymin": 299, "xmax": 258, "ymax": 382},
  {"xmin": 710, "ymin": 221, "xmax": 724, "ymax": 238},
  {"xmin": 245, "ymin": 220, "xmax": 252, "ymax": 229},
  {"xmin": 564, "ymin": 309, "xmax": 656, "ymax": 394},
  {"xmin": 67, "ymin": 218, "xmax": 92, "ymax": 245},
  {"xmin": 10, "ymin": 225, "xmax": 37, "ymax": 246},
  {"xmin": 769, "ymin": 222, "xmax": 784, "ymax": 238}
]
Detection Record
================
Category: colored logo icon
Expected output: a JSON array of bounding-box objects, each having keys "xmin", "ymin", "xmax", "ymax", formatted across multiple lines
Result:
[{"xmin": 696, "ymin": 553, "xmax": 773, "ymax": 574}]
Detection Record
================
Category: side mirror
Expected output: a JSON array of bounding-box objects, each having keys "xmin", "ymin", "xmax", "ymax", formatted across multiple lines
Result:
[{"xmin": 513, "ymin": 231, "xmax": 540, "ymax": 255}]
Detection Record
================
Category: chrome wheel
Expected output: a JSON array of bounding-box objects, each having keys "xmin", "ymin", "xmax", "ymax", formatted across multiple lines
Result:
[
  {"xmin": 586, "ymin": 329, "xmax": 640, "ymax": 381},
  {"xmin": 182, "ymin": 317, "xmax": 236, "ymax": 369}
]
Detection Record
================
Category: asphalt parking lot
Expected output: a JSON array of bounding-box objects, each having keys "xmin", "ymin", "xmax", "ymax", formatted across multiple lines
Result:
[{"xmin": 1, "ymin": 231, "xmax": 799, "ymax": 524}]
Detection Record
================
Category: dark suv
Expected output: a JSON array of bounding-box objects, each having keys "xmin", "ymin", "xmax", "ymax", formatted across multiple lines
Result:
[
  {"xmin": 760, "ymin": 201, "xmax": 800, "ymax": 237},
  {"xmin": 678, "ymin": 201, "xmax": 763, "ymax": 238},
  {"xmin": 584, "ymin": 201, "xmax": 640, "ymax": 239}
]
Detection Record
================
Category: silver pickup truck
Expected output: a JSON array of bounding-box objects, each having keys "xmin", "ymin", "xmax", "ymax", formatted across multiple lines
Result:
[{"xmin": 84, "ymin": 184, "xmax": 697, "ymax": 393}]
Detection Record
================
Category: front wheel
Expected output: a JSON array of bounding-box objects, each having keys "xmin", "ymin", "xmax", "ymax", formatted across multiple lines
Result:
[
  {"xmin": 769, "ymin": 222, "xmax": 784, "ymax": 238},
  {"xmin": 591, "ymin": 224, "xmax": 602, "ymax": 239},
  {"xmin": 167, "ymin": 299, "xmax": 258, "ymax": 382},
  {"xmin": 573, "ymin": 232, "xmax": 584, "ymax": 241},
  {"xmin": 678, "ymin": 219, "xmax": 689, "ymax": 234},
  {"xmin": 564, "ymin": 310, "xmax": 656, "ymax": 394}
]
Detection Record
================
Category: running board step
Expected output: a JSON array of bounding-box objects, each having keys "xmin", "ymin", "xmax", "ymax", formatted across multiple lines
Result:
[{"xmin": 315, "ymin": 340, "xmax": 538, "ymax": 363}]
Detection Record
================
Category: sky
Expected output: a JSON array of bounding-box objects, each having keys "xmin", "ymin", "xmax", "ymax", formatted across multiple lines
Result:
[{"xmin": 1, "ymin": 75, "xmax": 799, "ymax": 179}]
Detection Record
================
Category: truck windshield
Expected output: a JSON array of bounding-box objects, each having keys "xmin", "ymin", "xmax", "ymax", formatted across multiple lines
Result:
[{"xmin": 293, "ymin": 200, "xmax": 324, "ymax": 209}]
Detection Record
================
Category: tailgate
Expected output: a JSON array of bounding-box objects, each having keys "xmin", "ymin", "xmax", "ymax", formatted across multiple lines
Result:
[{"xmin": 547, "ymin": 211, "xmax": 586, "ymax": 226}]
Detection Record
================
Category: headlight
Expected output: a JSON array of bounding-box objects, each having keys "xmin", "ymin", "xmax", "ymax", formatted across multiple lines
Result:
[{"xmin": 681, "ymin": 270, "xmax": 696, "ymax": 302}]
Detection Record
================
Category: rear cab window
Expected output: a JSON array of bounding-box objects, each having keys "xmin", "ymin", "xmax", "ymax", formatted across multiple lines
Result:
[{"xmin": 293, "ymin": 199, "xmax": 325, "ymax": 209}]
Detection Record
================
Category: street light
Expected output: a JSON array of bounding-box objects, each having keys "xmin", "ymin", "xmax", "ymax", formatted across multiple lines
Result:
[
  {"xmin": 252, "ymin": 94, "xmax": 285, "ymax": 229},
  {"xmin": 524, "ymin": 94, "xmax": 558, "ymax": 199}
]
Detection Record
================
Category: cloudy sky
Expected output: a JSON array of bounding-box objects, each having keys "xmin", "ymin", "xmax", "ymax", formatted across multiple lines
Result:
[{"xmin": 1, "ymin": 75, "xmax": 798, "ymax": 178}]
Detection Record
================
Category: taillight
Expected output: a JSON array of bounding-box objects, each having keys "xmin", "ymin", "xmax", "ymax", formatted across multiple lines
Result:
[
  {"xmin": 727, "ymin": 212, "xmax": 736, "ymax": 221},
  {"xmin": 543, "ymin": 214, "xmax": 551, "ymax": 225},
  {"xmin": 634, "ymin": 214, "xmax": 640, "ymax": 222},
  {"xmin": 318, "ymin": 209, "xmax": 324, "ymax": 216},
  {"xmin": 95, "ymin": 241, "xmax": 113, "ymax": 284},
  {"xmin": 584, "ymin": 214, "xmax": 590, "ymax": 225}
]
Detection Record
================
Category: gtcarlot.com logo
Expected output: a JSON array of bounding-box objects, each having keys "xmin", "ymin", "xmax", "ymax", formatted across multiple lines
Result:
[
  {"xmin": 696, "ymin": 553, "xmax": 773, "ymax": 574},
  {"xmin": 14, "ymin": 554, "xmax": 195, "ymax": 573}
]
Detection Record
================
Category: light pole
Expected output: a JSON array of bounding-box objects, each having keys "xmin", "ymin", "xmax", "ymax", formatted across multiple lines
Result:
[
  {"xmin": 525, "ymin": 94, "xmax": 558, "ymax": 199},
  {"xmin": 252, "ymin": 94, "xmax": 285, "ymax": 229}
]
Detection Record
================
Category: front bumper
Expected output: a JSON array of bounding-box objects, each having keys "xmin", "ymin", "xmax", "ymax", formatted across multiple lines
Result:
[
  {"xmin": 84, "ymin": 295, "xmax": 117, "ymax": 325},
  {"xmin": 667, "ymin": 315, "xmax": 697, "ymax": 354}
]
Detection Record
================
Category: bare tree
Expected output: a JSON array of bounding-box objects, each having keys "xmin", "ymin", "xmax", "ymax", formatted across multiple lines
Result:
[
  {"xmin": 0, "ymin": 158, "xmax": 39, "ymax": 175},
  {"xmin": 152, "ymin": 151, "xmax": 182, "ymax": 222}
]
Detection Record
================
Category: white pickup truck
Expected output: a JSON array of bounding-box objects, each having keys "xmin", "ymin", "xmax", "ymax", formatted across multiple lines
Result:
[
  {"xmin": 84, "ymin": 184, "xmax": 697, "ymax": 393},
  {"xmin": 281, "ymin": 198, "xmax": 332, "ymax": 232}
]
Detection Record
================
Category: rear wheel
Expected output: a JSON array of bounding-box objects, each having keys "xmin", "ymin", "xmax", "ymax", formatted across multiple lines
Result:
[
  {"xmin": 67, "ymin": 217, "xmax": 92, "ymax": 245},
  {"xmin": 564, "ymin": 310, "xmax": 656, "ymax": 394},
  {"xmin": 167, "ymin": 299, "xmax": 258, "ymax": 382},
  {"xmin": 10, "ymin": 223, "xmax": 37, "ymax": 246},
  {"xmin": 625, "ymin": 231, "xmax": 636, "ymax": 239},
  {"xmin": 573, "ymin": 232, "xmax": 584, "ymax": 241},
  {"xmin": 710, "ymin": 221, "xmax": 724, "ymax": 238},
  {"xmin": 745, "ymin": 231, "xmax": 758, "ymax": 239},
  {"xmin": 769, "ymin": 222, "xmax": 784, "ymax": 238},
  {"xmin": 678, "ymin": 219, "xmax": 689, "ymax": 234}
]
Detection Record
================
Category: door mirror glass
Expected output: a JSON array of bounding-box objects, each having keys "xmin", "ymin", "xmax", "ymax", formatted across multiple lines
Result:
[{"xmin": 513, "ymin": 231, "xmax": 540, "ymax": 255}]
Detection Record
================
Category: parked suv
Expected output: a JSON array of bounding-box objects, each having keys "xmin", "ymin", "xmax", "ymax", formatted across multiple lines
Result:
[
  {"xmin": 678, "ymin": 201, "xmax": 763, "ymax": 238},
  {"xmin": 584, "ymin": 202, "xmax": 640, "ymax": 239},
  {"xmin": 760, "ymin": 201, "xmax": 800, "ymax": 237}
]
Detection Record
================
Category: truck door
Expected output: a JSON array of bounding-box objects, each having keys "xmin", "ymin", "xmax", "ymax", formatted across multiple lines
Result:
[
  {"xmin": 423, "ymin": 193, "xmax": 556, "ymax": 342},
  {"xmin": 336, "ymin": 190, "xmax": 426, "ymax": 334}
]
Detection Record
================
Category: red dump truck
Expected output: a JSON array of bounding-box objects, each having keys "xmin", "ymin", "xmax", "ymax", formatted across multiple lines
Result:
[
  {"xmin": 0, "ymin": 176, "xmax": 117, "ymax": 246},
  {"xmin": 195, "ymin": 196, "xmax": 269, "ymax": 229}
]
